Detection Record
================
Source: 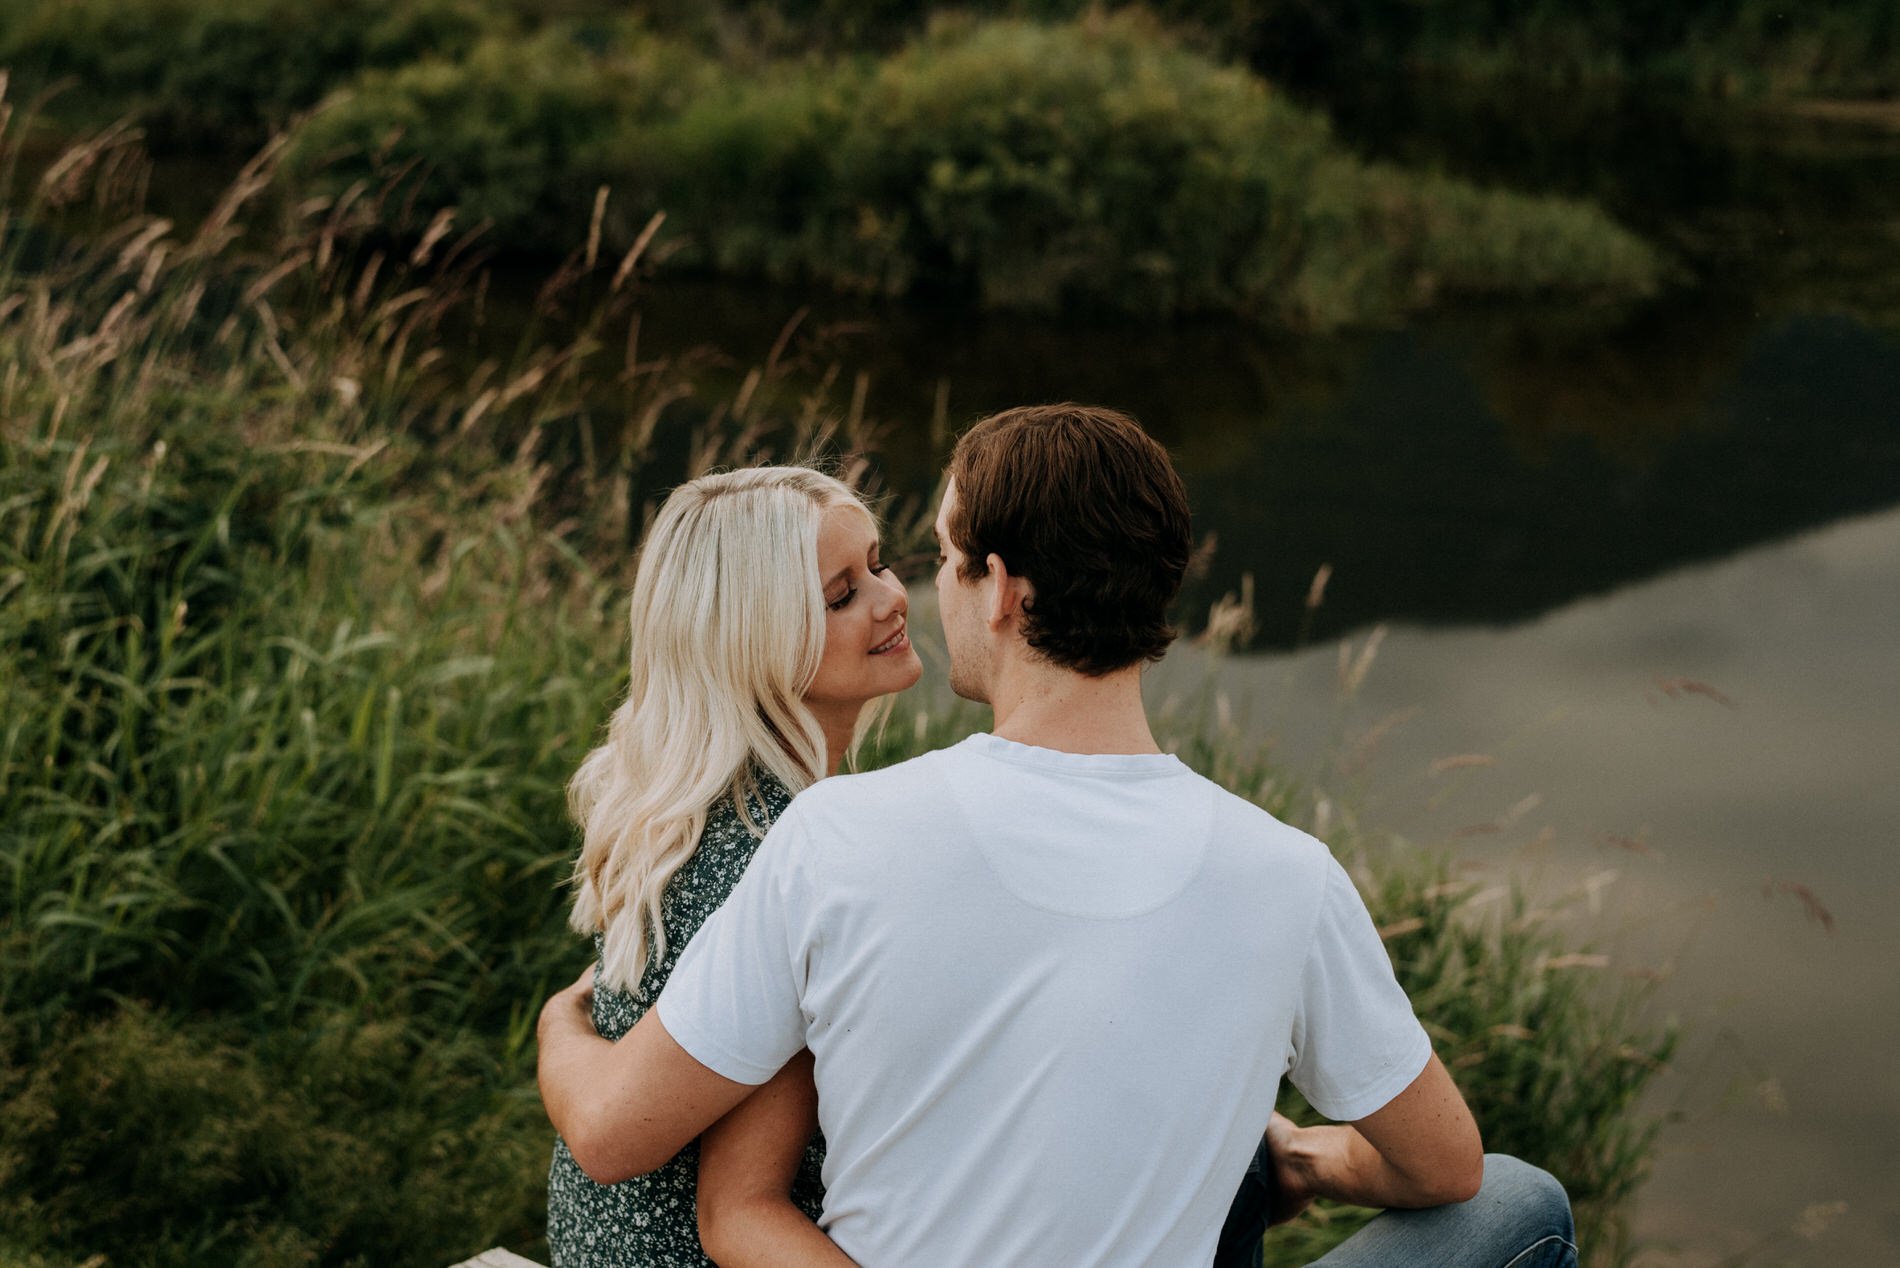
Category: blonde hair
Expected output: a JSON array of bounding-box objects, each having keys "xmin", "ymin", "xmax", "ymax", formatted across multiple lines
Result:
[{"xmin": 568, "ymin": 465, "xmax": 871, "ymax": 991}]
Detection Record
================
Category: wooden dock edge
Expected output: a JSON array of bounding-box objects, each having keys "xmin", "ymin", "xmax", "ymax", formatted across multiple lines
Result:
[{"xmin": 448, "ymin": 1249, "xmax": 547, "ymax": 1268}]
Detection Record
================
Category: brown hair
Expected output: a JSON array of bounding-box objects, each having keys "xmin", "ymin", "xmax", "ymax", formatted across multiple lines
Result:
[{"xmin": 947, "ymin": 403, "xmax": 1191, "ymax": 676}]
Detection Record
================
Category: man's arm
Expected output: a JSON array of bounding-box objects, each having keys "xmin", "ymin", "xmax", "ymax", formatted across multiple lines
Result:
[
  {"xmin": 697, "ymin": 1049, "xmax": 857, "ymax": 1268},
  {"xmin": 537, "ymin": 964, "xmax": 758, "ymax": 1184},
  {"xmin": 1267, "ymin": 1051, "xmax": 1484, "ymax": 1216}
]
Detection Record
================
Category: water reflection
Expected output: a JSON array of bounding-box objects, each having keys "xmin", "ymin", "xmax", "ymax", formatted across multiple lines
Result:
[
  {"xmin": 621, "ymin": 282, "xmax": 1900, "ymax": 650},
  {"xmin": 1153, "ymin": 503, "xmax": 1900, "ymax": 1262},
  {"xmin": 1315, "ymin": 82, "xmax": 1900, "ymax": 333}
]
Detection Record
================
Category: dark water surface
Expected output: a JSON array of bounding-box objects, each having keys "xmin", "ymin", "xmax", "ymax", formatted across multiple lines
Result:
[{"xmin": 624, "ymin": 234, "xmax": 1900, "ymax": 658}]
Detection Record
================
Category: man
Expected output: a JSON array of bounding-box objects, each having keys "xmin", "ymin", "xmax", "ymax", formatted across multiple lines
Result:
[{"xmin": 540, "ymin": 404, "xmax": 1576, "ymax": 1265}]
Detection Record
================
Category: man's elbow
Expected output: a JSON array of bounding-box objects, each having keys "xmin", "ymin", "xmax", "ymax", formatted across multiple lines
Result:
[
  {"xmin": 1392, "ymin": 1130, "xmax": 1484, "ymax": 1207},
  {"xmin": 1437, "ymin": 1153, "xmax": 1485, "ymax": 1205},
  {"xmin": 1425, "ymin": 1140, "xmax": 1486, "ymax": 1205}
]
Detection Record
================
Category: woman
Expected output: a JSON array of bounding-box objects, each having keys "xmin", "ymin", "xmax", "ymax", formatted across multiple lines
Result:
[{"xmin": 547, "ymin": 465, "xmax": 921, "ymax": 1267}]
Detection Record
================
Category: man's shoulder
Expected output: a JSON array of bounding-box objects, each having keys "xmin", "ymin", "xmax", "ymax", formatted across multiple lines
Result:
[
  {"xmin": 1187, "ymin": 775, "xmax": 1339, "ymax": 887},
  {"xmin": 1192, "ymin": 774, "xmax": 1323, "ymax": 844},
  {"xmin": 783, "ymin": 746, "xmax": 953, "ymax": 818}
]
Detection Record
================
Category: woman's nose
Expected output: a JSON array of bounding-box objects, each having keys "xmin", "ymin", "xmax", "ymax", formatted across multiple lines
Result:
[{"xmin": 872, "ymin": 568, "xmax": 908, "ymax": 617}]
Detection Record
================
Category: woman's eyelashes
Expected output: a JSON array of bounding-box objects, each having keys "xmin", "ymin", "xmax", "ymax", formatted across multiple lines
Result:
[{"xmin": 827, "ymin": 563, "xmax": 896, "ymax": 611}]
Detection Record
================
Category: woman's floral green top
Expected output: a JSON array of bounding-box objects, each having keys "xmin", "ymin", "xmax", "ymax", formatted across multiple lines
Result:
[{"xmin": 547, "ymin": 773, "xmax": 825, "ymax": 1266}]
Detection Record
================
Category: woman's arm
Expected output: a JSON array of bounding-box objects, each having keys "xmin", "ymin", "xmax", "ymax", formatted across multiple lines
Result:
[{"xmin": 696, "ymin": 1049, "xmax": 856, "ymax": 1268}]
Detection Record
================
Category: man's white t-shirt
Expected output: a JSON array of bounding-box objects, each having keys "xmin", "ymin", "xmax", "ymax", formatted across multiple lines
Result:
[{"xmin": 657, "ymin": 733, "xmax": 1430, "ymax": 1267}]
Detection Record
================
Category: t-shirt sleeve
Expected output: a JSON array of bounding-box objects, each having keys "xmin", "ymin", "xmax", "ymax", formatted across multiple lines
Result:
[
  {"xmin": 654, "ymin": 804, "xmax": 817, "ymax": 1086},
  {"xmin": 1285, "ymin": 854, "xmax": 1434, "ymax": 1122}
]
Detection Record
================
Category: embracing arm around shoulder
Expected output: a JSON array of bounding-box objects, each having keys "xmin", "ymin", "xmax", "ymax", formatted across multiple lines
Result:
[
  {"xmin": 1269, "ymin": 1051, "xmax": 1484, "ymax": 1215},
  {"xmin": 697, "ymin": 1049, "xmax": 857, "ymax": 1267},
  {"xmin": 536, "ymin": 963, "xmax": 757, "ymax": 1184}
]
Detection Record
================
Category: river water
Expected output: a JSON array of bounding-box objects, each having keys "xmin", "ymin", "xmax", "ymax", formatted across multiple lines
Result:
[
  {"xmin": 1159, "ymin": 504, "xmax": 1900, "ymax": 1264},
  {"xmin": 615, "ymin": 99, "xmax": 1900, "ymax": 1263}
]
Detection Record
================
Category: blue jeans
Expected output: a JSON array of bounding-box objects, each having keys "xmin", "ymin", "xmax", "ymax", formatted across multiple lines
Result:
[{"xmin": 1216, "ymin": 1150, "xmax": 1578, "ymax": 1268}]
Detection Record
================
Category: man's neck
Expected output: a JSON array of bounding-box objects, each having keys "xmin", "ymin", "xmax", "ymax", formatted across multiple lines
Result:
[{"xmin": 987, "ymin": 661, "xmax": 1160, "ymax": 756}]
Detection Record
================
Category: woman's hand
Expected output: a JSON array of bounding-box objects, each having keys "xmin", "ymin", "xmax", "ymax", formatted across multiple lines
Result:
[
  {"xmin": 560, "ymin": 962, "xmax": 596, "ymax": 1015},
  {"xmin": 538, "ymin": 962, "xmax": 597, "ymax": 1048}
]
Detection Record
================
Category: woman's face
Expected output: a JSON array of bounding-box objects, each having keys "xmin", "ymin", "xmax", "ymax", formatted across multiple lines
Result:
[{"xmin": 803, "ymin": 504, "xmax": 922, "ymax": 721}]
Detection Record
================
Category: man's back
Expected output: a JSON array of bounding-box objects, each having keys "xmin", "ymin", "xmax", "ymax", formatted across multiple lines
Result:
[{"xmin": 658, "ymin": 734, "xmax": 1431, "ymax": 1266}]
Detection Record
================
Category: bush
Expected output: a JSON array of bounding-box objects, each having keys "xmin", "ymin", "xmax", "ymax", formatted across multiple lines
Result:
[
  {"xmin": 598, "ymin": 58, "xmax": 868, "ymax": 285},
  {"xmin": 676, "ymin": 15, "xmax": 1661, "ymax": 323},
  {"xmin": 0, "ymin": 1007, "xmax": 549, "ymax": 1265},
  {"xmin": 3, "ymin": 0, "xmax": 1894, "ymax": 156},
  {"xmin": 811, "ymin": 14, "xmax": 1332, "ymax": 313},
  {"xmin": 1272, "ymin": 159, "xmax": 1668, "ymax": 328},
  {"xmin": 0, "ymin": 0, "xmax": 504, "ymax": 146},
  {"xmin": 287, "ymin": 14, "xmax": 1664, "ymax": 327},
  {"xmin": 285, "ymin": 24, "xmax": 720, "ymax": 254}
]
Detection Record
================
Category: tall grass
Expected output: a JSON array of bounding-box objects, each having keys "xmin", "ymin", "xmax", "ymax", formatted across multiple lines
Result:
[{"xmin": 1, "ymin": 115, "xmax": 1672, "ymax": 1265}]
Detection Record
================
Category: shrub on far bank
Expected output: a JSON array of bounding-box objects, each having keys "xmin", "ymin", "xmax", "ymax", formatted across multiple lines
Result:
[
  {"xmin": 288, "ymin": 23, "xmax": 718, "ymax": 252},
  {"xmin": 3, "ymin": 0, "xmax": 1893, "ymax": 162},
  {"xmin": 816, "ymin": 14, "xmax": 1334, "ymax": 313},
  {"xmin": 0, "ymin": 0, "xmax": 502, "ymax": 146},
  {"xmin": 289, "ymin": 14, "xmax": 1666, "ymax": 328}
]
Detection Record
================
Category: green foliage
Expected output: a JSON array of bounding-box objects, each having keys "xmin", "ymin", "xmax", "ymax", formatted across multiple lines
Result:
[
  {"xmin": 0, "ymin": 209, "xmax": 609, "ymax": 1039},
  {"xmin": 1378, "ymin": 0, "xmax": 1900, "ymax": 97},
  {"xmin": 815, "ymin": 14, "xmax": 1330, "ymax": 312},
  {"xmin": 3, "ymin": 0, "xmax": 1894, "ymax": 163},
  {"xmin": 0, "ymin": 0, "xmax": 504, "ymax": 145},
  {"xmin": 287, "ymin": 24, "xmax": 719, "ymax": 252},
  {"xmin": 0, "ymin": 1007, "xmax": 548, "ymax": 1265},
  {"xmin": 600, "ymin": 57, "xmax": 868, "ymax": 284},
  {"xmin": 286, "ymin": 15, "xmax": 1664, "ymax": 327},
  {"xmin": 0, "ymin": 116, "xmax": 627, "ymax": 1267},
  {"xmin": 680, "ymin": 0, "xmax": 1900, "ymax": 97},
  {"xmin": 1274, "ymin": 160, "xmax": 1668, "ymax": 328}
]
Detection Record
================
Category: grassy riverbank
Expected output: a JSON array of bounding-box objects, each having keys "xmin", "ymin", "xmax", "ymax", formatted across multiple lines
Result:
[{"xmin": 0, "ymin": 127, "xmax": 1673, "ymax": 1266}]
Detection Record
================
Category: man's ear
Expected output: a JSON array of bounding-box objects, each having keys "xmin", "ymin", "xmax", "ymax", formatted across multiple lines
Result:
[{"xmin": 984, "ymin": 553, "xmax": 1033, "ymax": 629}]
